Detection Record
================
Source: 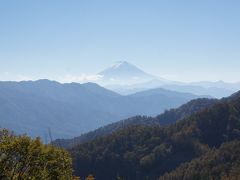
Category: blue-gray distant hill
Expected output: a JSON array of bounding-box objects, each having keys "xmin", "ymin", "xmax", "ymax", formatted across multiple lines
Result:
[{"xmin": 0, "ymin": 79, "xmax": 203, "ymax": 139}]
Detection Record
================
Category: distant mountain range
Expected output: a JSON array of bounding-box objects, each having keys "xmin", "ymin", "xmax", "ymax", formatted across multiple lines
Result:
[
  {"xmin": 96, "ymin": 61, "xmax": 240, "ymax": 98},
  {"xmin": 1, "ymin": 61, "xmax": 240, "ymax": 140},
  {"xmin": 0, "ymin": 80, "xmax": 201, "ymax": 139}
]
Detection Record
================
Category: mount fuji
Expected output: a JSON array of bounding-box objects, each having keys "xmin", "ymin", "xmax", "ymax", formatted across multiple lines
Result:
[
  {"xmin": 95, "ymin": 61, "xmax": 237, "ymax": 98},
  {"xmin": 97, "ymin": 61, "xmax": 169, "ymax": 85}
]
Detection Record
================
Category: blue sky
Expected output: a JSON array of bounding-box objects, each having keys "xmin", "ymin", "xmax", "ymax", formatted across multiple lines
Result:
[{"xmin": 0, "ymin": 0, "xmax": 240, "ymax": 82}]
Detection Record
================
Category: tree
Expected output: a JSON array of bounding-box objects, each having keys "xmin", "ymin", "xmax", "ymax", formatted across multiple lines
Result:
[{"xmin": 0, "ymin": 129, "xmax": 73, "ymax": 179}]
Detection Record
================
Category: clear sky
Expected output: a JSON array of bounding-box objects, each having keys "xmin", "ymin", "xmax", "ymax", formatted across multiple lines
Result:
[{"xmin": 0, "ymin": 0, "xmax": 240, "ymax": 82}]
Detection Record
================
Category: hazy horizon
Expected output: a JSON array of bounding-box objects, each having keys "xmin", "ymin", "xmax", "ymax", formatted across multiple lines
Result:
[{"xmin": 0, "ymin": 61, "xmax": 239, "ymax": 84}]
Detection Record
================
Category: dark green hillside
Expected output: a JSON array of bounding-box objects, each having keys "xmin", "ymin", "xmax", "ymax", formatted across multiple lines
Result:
[
  {"xmin": 156, "ymin": 98, "xmax": 218, "ymax": 125},
  {"xmin": 70, "ymin": 93, "xmax": 240, "ymax": 180},
  {"xmin": 159, "ymin": 140, "xmax": 240, "ymax": 180}
]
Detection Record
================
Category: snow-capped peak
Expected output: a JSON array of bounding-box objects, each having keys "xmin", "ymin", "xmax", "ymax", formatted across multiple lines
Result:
[
  {"xmin": 99, "ymin": 61, "xmax": 149, "ymax": 77},
  {"xmin": 110, "ymin": 61, "xmax": 129, "ymax": 69},
  {"xmin": 96, "ymin": 61, "xmax": 171, "ymax": 86}
]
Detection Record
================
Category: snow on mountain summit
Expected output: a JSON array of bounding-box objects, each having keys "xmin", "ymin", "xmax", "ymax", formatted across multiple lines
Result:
[
  {"xmin": 110, "ymin": 61, "xmax": 128, "ymax": 69},
  {"xmin": 99, "ymin": 61, "xmax": 153, "ymax": 77},
  {"xmin": 97, "ymin": 61, "xmax": 157, "ymax": 85}
]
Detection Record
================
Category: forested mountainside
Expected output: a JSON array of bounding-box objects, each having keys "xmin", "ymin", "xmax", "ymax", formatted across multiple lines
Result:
[
  {"xmin": 155, "ymin": 98, "xmax": 218, "ymax": 125},
  {"xmin": 70, "ymin": 92, "xmax": 240, "ymax": 180},
  {"xmin": 0, "ymin": 80, "xmax": 200, "ymax": 139},
  {"xmin": 159, "ymin": 140, "xmax": 240, "ymax": 180},
  {"xmin": 54, "ymin": 98, "xmax": 217, "ymax": 148}
]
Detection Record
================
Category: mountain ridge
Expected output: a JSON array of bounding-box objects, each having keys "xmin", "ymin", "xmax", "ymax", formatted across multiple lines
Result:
[{"xmin": 0, "ymin": 79, "xmax": 200, "ymax": 139}]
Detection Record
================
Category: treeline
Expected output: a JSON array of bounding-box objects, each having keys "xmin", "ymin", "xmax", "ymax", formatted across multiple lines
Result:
[{"xmin": 70, "ymin": 93, "xmax": 240, "ymax": 179}]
